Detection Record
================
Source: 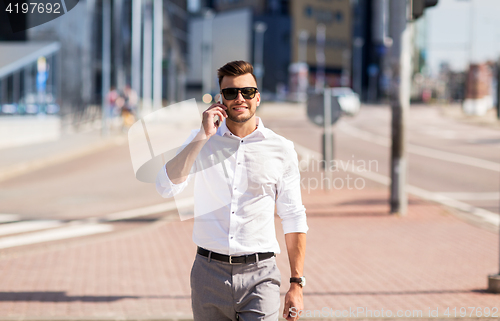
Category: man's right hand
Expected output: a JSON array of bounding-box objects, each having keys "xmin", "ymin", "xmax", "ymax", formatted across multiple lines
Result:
[{"xmin": 201, "ymin": 101, "xmax": 228, "ymax": 139}]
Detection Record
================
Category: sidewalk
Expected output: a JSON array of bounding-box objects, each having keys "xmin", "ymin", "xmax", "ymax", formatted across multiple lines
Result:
[
  {"xmin": 438, "ymin": 103, "xmax": 500, "ymax": 130},
  {"xmin": 0, "ymin": 119, "xmax": 127, "ymax": 183},
  {"xmin": 0, "ymin": 103, "xmax": 498, "ymax": 320},
  {"xmin": 0, "ymin": 182, "xmax": 497, "ymax": 320}
]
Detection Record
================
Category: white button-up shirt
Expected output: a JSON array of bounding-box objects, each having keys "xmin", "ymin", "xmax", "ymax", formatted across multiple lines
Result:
[{"xmin": 156, "ymin": 117, "xmax": 308, "ymax": 256}]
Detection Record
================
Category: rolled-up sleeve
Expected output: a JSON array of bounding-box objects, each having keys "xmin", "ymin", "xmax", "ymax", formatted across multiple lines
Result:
[
  {"xmin": 155, "ymin": 129, "xmax": 199, "ymax": 198},
  {"xmin": 155, "ymin": 165, "xmax": 191, "ymax": 198},
  {"xmin": 276, "ymin": 141, "xmax": 308, "ymax": 234}
]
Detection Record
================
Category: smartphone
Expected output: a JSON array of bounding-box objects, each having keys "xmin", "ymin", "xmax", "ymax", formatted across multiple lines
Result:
[{"xmin": 214, "ymin": 94, "xmax": 223, "ymax": 127}]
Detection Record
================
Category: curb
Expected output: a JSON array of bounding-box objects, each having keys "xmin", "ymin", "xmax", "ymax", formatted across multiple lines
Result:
[{"xmin": 0, "ymin": 134, "xmax": 127, "ymax": 183}]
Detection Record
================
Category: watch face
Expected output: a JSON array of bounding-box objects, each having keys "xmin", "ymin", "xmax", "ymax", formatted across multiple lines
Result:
[{"xmin": 300, "ymin": 276, "xmax": 306, "ymax": 287}]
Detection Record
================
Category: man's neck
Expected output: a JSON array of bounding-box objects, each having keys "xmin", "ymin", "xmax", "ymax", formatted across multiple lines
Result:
[{"xmin": 226, "ymin": 117, "xmax": 258, "ymax": 138}]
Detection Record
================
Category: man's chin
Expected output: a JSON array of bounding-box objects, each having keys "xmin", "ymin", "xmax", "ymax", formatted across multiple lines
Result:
[
  {"xmin": 228, "ymin": 116, "xmax": 250, "ymax": 123},
  {"xmin": 228, "ymin": 112, "xmax": 254, "ymax": 123}
]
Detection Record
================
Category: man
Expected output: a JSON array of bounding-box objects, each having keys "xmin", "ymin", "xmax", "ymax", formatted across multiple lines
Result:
[{"xmin": 156, "ymin": 60, "xmax": 307, "ymax": 321}]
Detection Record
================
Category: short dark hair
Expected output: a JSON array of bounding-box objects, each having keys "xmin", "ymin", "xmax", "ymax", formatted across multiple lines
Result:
[{"xmin": 217, "ymin": 60, "xmax": 257, "ymax": 89}]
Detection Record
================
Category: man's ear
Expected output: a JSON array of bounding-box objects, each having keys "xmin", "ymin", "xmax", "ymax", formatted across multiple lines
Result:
[{"xmin": 256, "ymin": 92, "xmax": 261, "ymax": 106}]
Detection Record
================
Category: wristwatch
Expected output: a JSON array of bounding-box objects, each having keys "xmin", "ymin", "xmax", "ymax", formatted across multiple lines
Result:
[{"xmin": 290, "ymin": 276, "xmax": 306, "ymax": 288}]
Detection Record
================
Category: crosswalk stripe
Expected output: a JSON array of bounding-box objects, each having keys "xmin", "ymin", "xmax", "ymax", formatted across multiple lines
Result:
[
  {"xmin": 432, "ymin": 192, "xmax": 499, "ymax": 201},
  {"xmin": 0, "ymin": 198, "xmax": 194, "ymax": 249},
  {"xmin": 0, "ymin": 220, "xmax": 64, "ymax": 236},
  {"xmin": 0, "ymin": 214, "xmax": 22, "ymax": 223},
  {"xmin": 102, "ymin": 197, "xmax": 194, "ymax": 221},
  {"xmin": 0, "ymin": 224, "xmax": 114, "ymax": 249}
]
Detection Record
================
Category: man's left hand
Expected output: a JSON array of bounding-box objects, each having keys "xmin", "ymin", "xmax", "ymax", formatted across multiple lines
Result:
[{"xmin": 282, "ymin": 283, "xmax": 303, "ymax": 320}]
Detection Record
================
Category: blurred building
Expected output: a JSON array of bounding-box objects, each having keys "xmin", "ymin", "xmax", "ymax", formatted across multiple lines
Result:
[
  {"xmin": 2, "ymin": 0, "xmax": 446, "ymax": 112},
  {"xmin": 352, "ymin": 0, "xmax": 439, "ymax": 104},
  {"xmin": 290, "ymin": 0, "xmax": 352, "ymax": 88},
  {"xmin": 214, "ymin": 0, "xmax": 267, "ymax": 14},
  {"xmin": 446, "ymin": 70, "xmax": 466, "ymax": 102},
  {"xmin": 0, "ymin": 7, "xmax": 60, "ymax": 115},
  {"xmin": 463, "ymin": 63, "xmax": 494, "ymax": 115},
  {"xmin": 0, "ymin": 42, "xmax": 60, "ymax": 115},
  {"xmin": 186, "ymin": 8, "xmax": 253, "ymax": 98},
  {"xmin": 352, "ymin": 0, "xmax": 392, "ymax": 102},
  {"xmin": 188, "ymin": 0, "xmax": 359, "ymax": 99},
  {"xmin": 187, "ymin": 0, "xmax": 292, "ymax": 98},
  {"xmin": 0, "ymin": 0, "xmax": 188, "ymax": 120}
]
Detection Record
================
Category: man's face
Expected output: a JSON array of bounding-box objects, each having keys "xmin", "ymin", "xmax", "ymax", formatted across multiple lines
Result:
[{"xmin": 220, "ymin": 73, "xmax": 260, "ymax": 124}]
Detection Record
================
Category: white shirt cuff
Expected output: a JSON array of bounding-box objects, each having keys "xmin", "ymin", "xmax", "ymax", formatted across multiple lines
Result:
[
  {"xmin": 155, "ymin": 165, "xmax": 189, "ymax": 198},
  {"xmin": 281, "ymin": 210, "xmax": 309, "ymax": 234}
]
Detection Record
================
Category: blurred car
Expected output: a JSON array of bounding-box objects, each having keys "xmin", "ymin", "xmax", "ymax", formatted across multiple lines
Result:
[
  {"xmin": 331, "ymin": 87, "xmax": 360, "ymax": 116},
  {"xmin": 1, "ymin": 104, "xmax": 17, "ymax": 114}
]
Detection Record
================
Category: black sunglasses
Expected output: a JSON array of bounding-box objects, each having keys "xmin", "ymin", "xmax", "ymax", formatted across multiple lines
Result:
[{"xmin": 220, "ymin": 87, "xmax": 258, "ymax": 100}]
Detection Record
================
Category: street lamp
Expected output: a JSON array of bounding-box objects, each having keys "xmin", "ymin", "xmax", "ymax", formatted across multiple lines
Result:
[
  {"xmin": 295, "ymin": 30, "xmax": 310, "ymax": 102},
  {"xmin": 202, "ymin": 9, "xmax": 214, "ymax": 99},
  {"xmin": 142, "ymin": 0, "xmax": 153, "ymax": 116},
  {"xmin": 131, "ymin": 0, "xmax": 142, "ymax": 109},
  {"xmin": 298, "ymin": 30, "xmax": 309, "ymax": 64},
  {"xmin": 101, "ymin": 0, "xmax": 111, "ymax": 136},
  {"xmin": 315, "ymin": 24, "xmax": 326, "ymax": 92},
  {"xmin": 153, "ymin": 0, "xmax": 163, "ymax": 109},
  {"xmin": 254, "ymin": 21, "xmax": 267, "ymax": 92},
  {"xmin": 352, "ymin": 37, "xmax": 364, "ymax": 95}
]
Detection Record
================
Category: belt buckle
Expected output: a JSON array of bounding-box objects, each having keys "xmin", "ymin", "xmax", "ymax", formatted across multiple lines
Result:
[{"xmin": 229, "ymin": 255, "xmax": 244, "ymax": 264}]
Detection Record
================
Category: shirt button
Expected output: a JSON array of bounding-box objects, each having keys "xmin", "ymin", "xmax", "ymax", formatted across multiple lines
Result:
[
  {"xmin": 234, "ymin": 187, "xmax": 237, "ymax": 190},
  {"xmin": 230, "ymin": 236, "xmax": 234, "ymax": 239},
  {"xmin": 232, "ymin": 211, "xmax": 235, "ymax": 214},
  {"xmin": 241, "ymin": 140, "xmax": 243, "ymax": 143},
  {"xmin": 237, "ymin": 162, "xmax": 241, "ymax": 165}
]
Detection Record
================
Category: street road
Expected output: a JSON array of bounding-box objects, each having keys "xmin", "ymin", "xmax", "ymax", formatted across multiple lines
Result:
[
  {"xmin": 0, "ymin": 134, "xmax": 176, "ymax": 255},
  {"xmin": 261, "ymin": 103, "xmax": 500, "ymax": 219},
  {"xmin": 0, "ymin": 102, "xmax": 498, "ymax": 253}
]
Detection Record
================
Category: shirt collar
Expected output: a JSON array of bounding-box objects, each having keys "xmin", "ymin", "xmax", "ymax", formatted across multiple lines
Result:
[{"xmin": 218, "ymin": 116, "xmax": 267, "ymax": 139}]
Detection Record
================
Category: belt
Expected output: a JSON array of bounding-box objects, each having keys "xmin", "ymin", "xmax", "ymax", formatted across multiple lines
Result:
[{"xmin": 197, "ymin": 247, "xmax": 275, "ymax": 264}]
